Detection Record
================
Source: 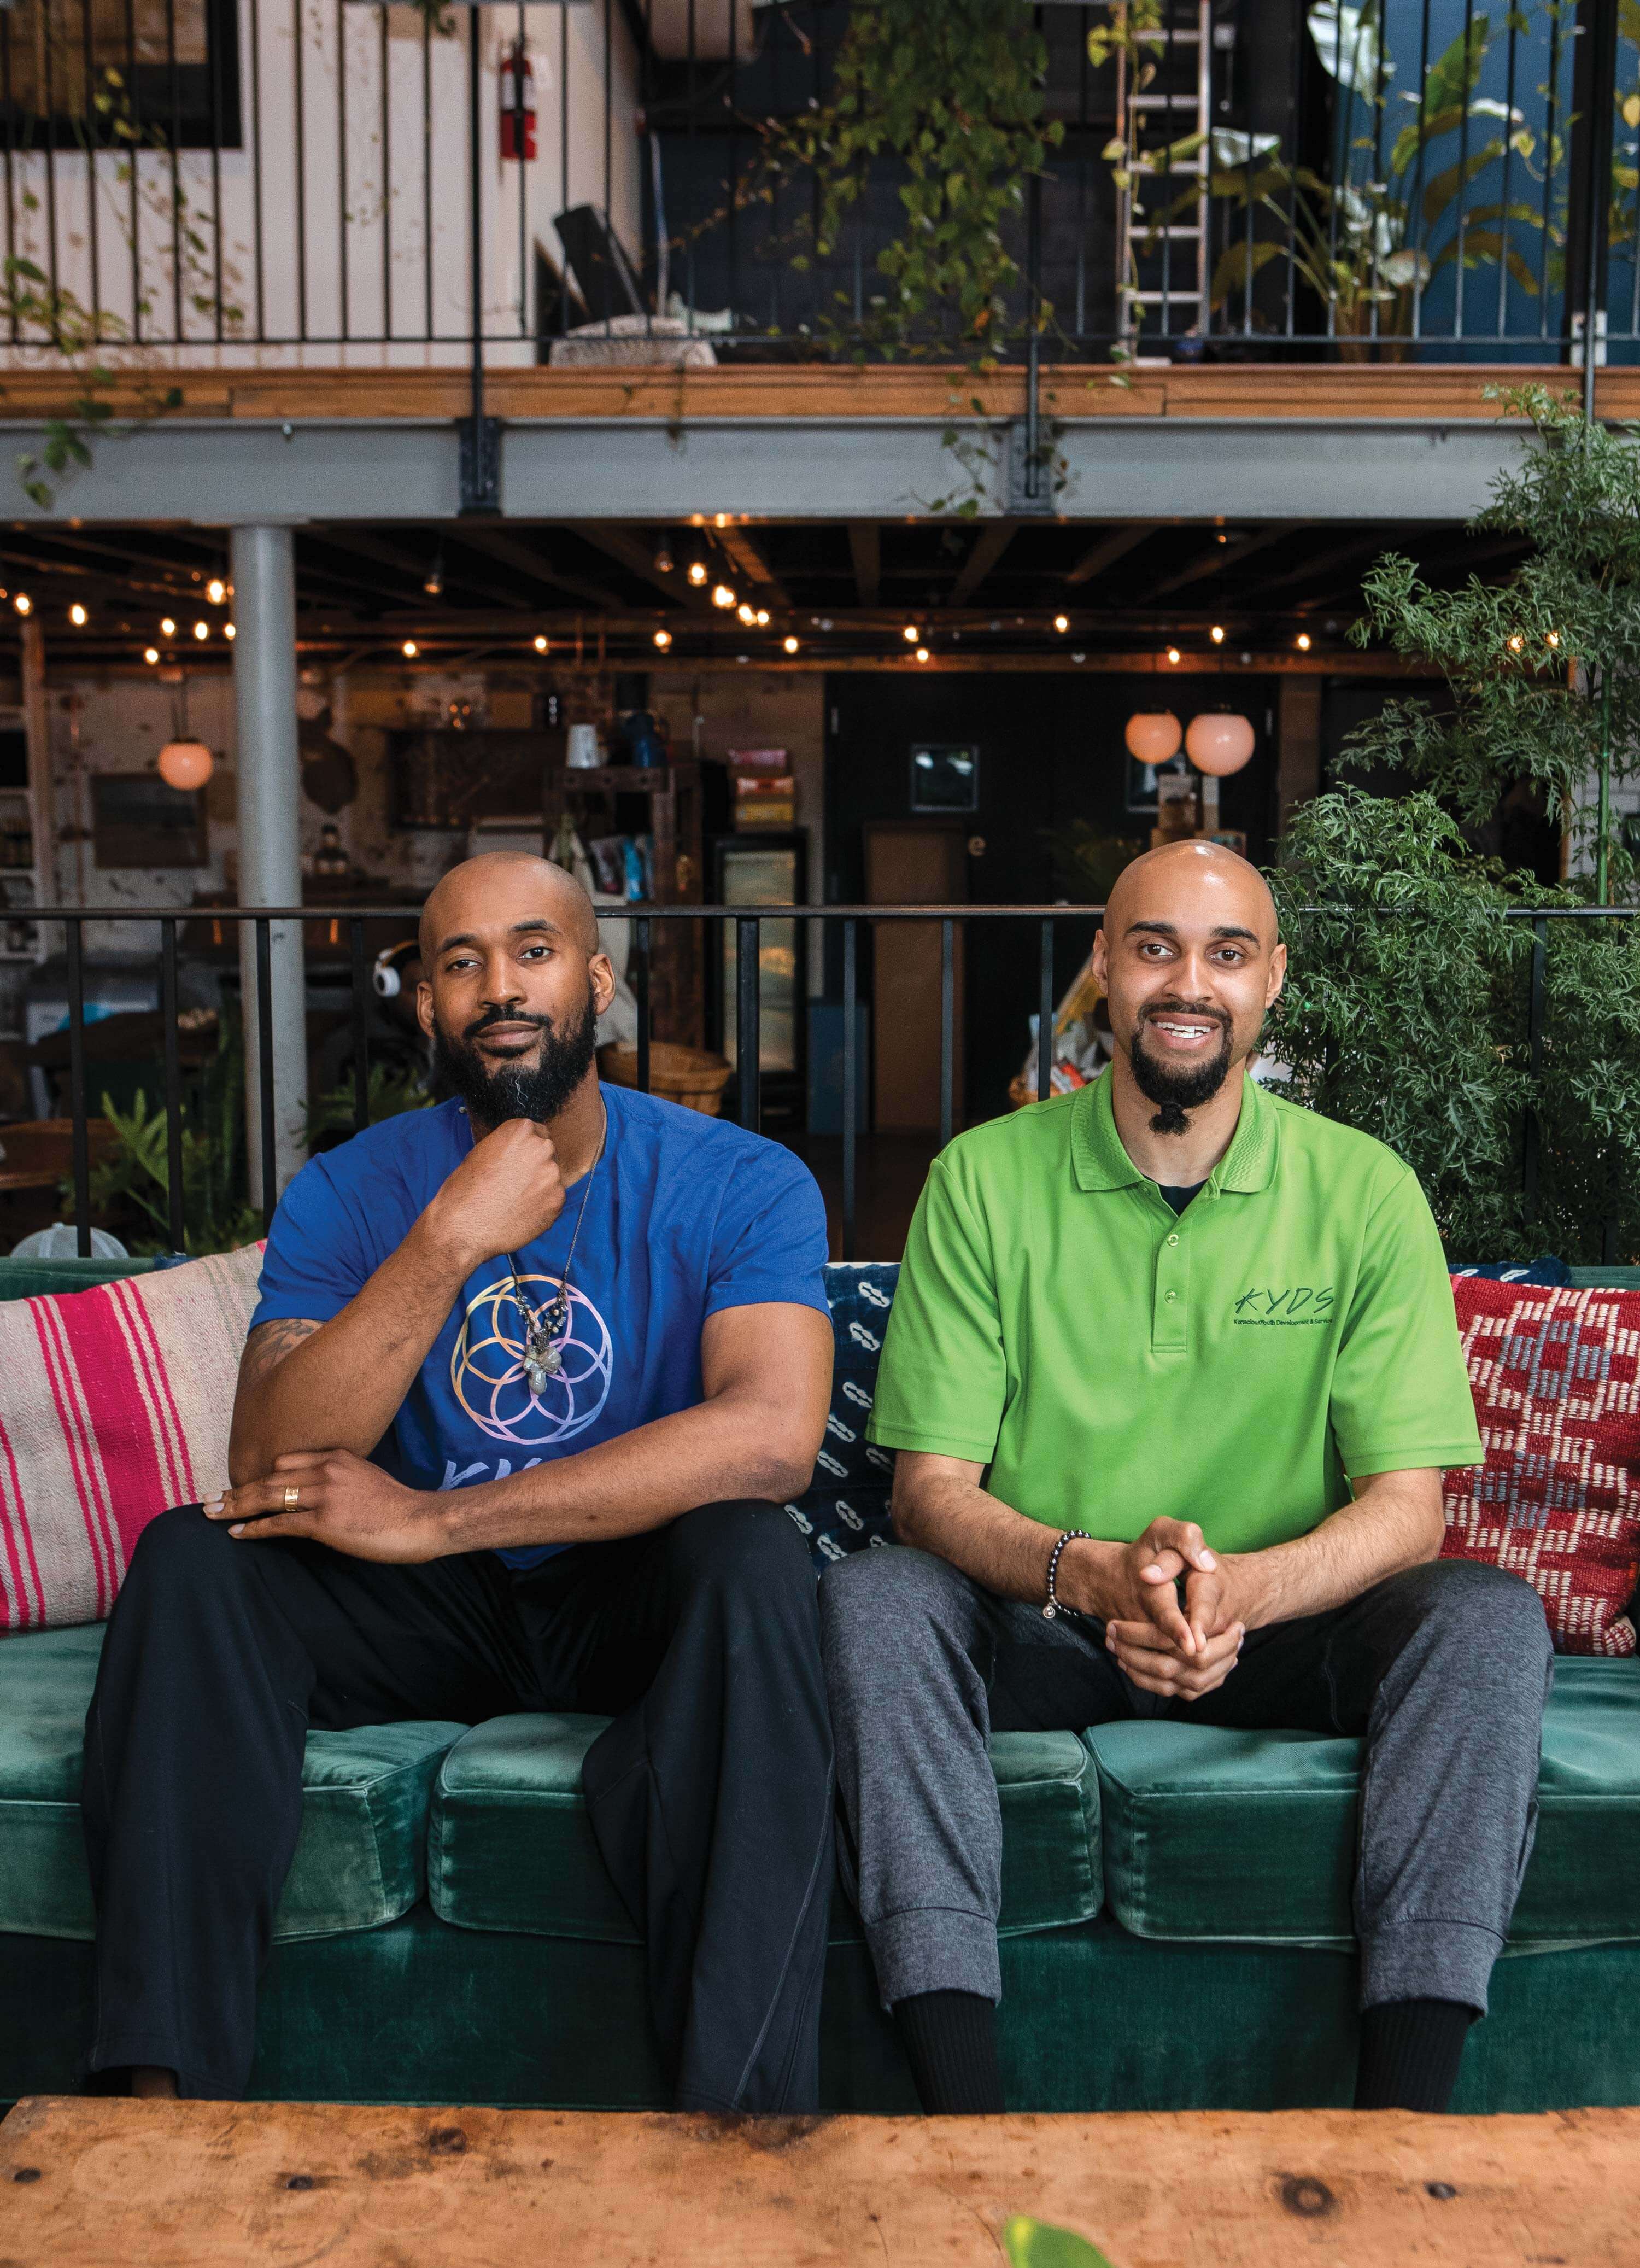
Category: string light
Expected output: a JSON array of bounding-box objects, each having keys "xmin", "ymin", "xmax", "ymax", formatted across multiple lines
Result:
[
  {"xmin": 1053, "ymin": 613, "xmax": 1069, "ymax": 634},
  {"xmin": 1544, "ymin": 629, "xmax": 1561, "ymax": 649},
  {"xmin": 1296, "ymin": 632, "xmax": 1312, "ymax": 651},
  {"xmin": 160, "ymin": 616, "xmax": 175, "ymax": 636},
  {"xmin": 224, "ymin": 623, "xmax": 236, "ymax": 641},
  {"xmin": 533, "ymin": 634, "xmax": 549, "ymax": 653},
  {"xmin": 143, "ymin": 646, "xmax": 159, "ymax": 665},
  {"xmin": 653, "ymin": 542, "xmax": 674, "ymax": 575},
  {"xmin": 1210, "ymin": 624, "xmax": 1226, "ymax": 644},
  {"xmin": 783, "ymin": 635, "xmax": 799, "ymax": 654},
  {"xmin": 13, "ymin": 594, "xmax": 31, "ymax": 616},
  {"xmin": 206, "ymin": 577, "xmax": 227, "ymax": 605},
  {"xmin": 903, "ymin": 624, "xmax": 920, "ymax": 644},
  {"xmin": 193, "ymin": 621, "xmax": 209, "ymax": 641},
  {"xmin": 1166, "ymin": 646, "xmax": 1181, "ymax": 665},
  {"xmin": 687, "ymin": 559, "xmax": 708, "ymax": 587},
  {"xmin": 915, "ymin": 646, "xmax": 930, "ymax": 664},
  {"xmin": 653, "ymin": 628, "xmax": 672, "ymax": 650},
  {"xmin": 737, "ymin": 602, "xmax": 756, "ymax": 626},
  {"xmin": 712, "ymin": 583, "xmax": 737, "ymax": 610},
  {"xmin": 1507, "ymin": 633, "xmax": 1525, "ymax": 653},
  {"xmin": 402, "ymin": 640, "xmax": 418, "ymax": 658},
  {"xmin": 755, "ymin": 609, "xmax": 770, "ymax": 627},
  {"xmin": 68, "ymin": 603, "xmax": 86, "ymax": 627},
  {"xmin": 714, "ymin": 512, "xmax": 730, "ymax": 529}
]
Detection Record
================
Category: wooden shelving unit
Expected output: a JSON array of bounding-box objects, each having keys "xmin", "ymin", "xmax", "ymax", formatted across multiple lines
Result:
[{"xmin": 544, "ymin": 758, "xmax": 728, "ymax": 1049}]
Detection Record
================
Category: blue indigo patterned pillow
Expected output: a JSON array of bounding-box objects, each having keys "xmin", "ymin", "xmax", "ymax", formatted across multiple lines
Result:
[
  {"xmin": 1449, "ymin": 1256, "xmax": 1569, "ymax": 1285},
  {"xmin": 785, "ymin": 1262, "xmax": 899, "ymax": 1571}
]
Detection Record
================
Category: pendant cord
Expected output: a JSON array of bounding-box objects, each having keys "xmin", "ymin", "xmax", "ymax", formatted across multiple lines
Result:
[{"xmin": 507, "ymin": 1102, "xmax": 609, "ymax": 1356}]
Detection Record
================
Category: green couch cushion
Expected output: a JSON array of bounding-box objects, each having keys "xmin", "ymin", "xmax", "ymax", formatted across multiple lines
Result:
[
  {"xmin": 0, "ymin": 1255, "xmax": 156, "ymax": 1300},
  {"xmin": 430, "ymin": 1715, "xmax": 1102, "ymax": 1944},
  {"xmin": 1091, "ymin": 1656, "xmax": 1640, "ymax": 1949},
  {"xmin": 0, "ymin": 1622, "xmax": 464, "ymax": 1942}
]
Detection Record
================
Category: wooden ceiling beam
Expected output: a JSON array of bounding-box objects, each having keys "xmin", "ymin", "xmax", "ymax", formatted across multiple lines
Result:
[
  {"xmin": 1064, "ymin": 523, "xmax": 1158, "ymax": 587},
  {"xmin": 848, "ymin": 521, "xmax": 881, "ymax": 607},
  {"xmin": 715, "ymin": 527, "xmax": 791, "ymax": 608},
  {"xmin": 446, "ymin": 527, "xmax": 631, "ymax": 613},
  {"xmin": 950, "ymin": 521, "xmax": 1017, "ymax": 607},
  {"xmin": 570, "ymin": 526, "xmax": 717, "ymax": 611},
  {"xmin": 1140, "ymin": 521, "xmax": 1307, "ymax": 604}
]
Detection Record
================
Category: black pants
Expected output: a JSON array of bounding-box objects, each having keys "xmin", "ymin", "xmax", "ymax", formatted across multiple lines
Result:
[{"xmin": 81, "ymin": 1499, "xmax": 834, "ymax": 2111}]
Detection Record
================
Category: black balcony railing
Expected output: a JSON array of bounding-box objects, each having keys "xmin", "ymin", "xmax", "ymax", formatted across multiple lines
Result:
[{"xmin": 24, "ymin": 897, "xmax": 1640, "ymax": 1266}]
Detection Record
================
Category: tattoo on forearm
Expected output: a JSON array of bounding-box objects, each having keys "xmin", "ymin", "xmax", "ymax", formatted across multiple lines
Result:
[{"xmin": 239, "ymin": 1316, "xmax": 323, "ymax": 1392}]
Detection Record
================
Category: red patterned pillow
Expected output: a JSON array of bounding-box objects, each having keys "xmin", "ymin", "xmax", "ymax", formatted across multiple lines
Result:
[
  {"xmin": 0, "ymin": 1244, "xmax": 263, "ymax": 1630},
  {"xmin": 1444, "ymin": 1278, "xmax": 1640, "ymax": 1656}
]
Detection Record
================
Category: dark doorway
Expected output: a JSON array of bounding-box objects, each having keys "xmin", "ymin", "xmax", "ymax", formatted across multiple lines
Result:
[{"xmin": 824, "ymin": 670, "xmax": 1280, "ymax": 1123}]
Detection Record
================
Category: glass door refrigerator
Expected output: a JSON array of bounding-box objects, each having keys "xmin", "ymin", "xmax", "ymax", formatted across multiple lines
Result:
[{"xmin": 710, "ymin": 831, "xmax": 807, "ymax": 1129}]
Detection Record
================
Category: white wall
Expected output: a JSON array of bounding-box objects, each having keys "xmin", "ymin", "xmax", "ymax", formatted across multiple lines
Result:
[{"xmin": 0, "ymin": 2, "xmax": 643, "ymax": 371}]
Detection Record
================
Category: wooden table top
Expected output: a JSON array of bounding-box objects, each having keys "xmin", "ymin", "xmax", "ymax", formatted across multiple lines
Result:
[{"xmin": 3, "ymin": 2097, "xmax": 1636, "ymax": 2267}]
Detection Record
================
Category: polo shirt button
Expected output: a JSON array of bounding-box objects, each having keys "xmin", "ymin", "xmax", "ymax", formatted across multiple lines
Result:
[
  {"xmin": 1167, "ymin": 1233, "xmax": 1179, "ymax": 1247},
  {"xmin": 1164, "ymin": 1289, "xmax": 1178, "ymax": 1303}
]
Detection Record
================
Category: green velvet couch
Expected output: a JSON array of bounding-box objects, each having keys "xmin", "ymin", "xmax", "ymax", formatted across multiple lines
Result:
[{"xmin": 2, "ymin": 1255, "xmax": 1638, "ymax": 2113}]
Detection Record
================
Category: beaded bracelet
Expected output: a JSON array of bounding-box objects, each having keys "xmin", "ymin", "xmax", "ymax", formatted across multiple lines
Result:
[{"xmin": 1043, "ymin": 1528, "xmax": 1094, "ymax": 1621}]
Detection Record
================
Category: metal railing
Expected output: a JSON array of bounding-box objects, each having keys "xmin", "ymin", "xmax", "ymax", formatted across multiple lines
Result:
[
  {"xmin": 22, "ymin": 895, "xmax": 1640, "ymax": 1265},
  {"xmin": 0, "ymin": 0, "xmax": 1636, "ymax": 379}
]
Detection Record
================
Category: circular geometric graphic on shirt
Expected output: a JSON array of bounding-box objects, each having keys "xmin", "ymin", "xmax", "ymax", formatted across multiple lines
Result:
[{"xmin": 450, "ymin": 1272, "xmax": 613, "ymax": 1448}]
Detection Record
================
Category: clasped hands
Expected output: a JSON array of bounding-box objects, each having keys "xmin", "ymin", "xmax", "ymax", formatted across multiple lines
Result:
[
  {"xmin": 204, "ymin": 1449, "xmax": 448, "ymax": 1564},
  {"xmin": 1063, "ymin": 1519, "xmax": 1247, "ymax": 1703}
]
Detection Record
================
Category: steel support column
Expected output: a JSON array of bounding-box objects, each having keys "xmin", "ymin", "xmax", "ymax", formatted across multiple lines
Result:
[{"xmin": 231, "ymin": 523, "xmax": 308, "ymax": 1208}]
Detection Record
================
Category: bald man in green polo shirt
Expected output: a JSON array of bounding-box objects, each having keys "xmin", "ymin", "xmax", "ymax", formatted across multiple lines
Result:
[{"xmin": 821, "ymin": 841, "xmax": 1551, "ymax": 2119}]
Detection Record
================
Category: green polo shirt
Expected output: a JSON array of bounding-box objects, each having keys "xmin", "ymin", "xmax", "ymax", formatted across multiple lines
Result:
[{"xmin": 868, "ymin": 1072, "xmax": 1483, "ymax": 1555}]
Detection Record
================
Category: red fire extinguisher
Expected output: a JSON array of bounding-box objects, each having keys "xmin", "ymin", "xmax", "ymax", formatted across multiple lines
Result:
[{"xmin": 500, "ymin": 39, "xmax": 536, "ymax": 162}]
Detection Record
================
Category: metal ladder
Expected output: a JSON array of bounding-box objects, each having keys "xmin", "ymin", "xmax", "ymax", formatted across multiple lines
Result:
[{"xmin": 1115, "ymin": 0, "xmax": 1213, "ymax": 361}]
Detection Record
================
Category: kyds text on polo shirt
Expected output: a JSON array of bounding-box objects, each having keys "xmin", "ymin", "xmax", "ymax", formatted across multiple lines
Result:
[{"xmin": 1233, "ymin": 1285, "xmax": 1337, "ymax": 1327}]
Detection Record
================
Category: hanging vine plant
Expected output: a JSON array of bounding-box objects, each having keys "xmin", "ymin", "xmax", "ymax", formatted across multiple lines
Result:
[{"xmin": 756, "ymin": 0, "xmax": 1063, "ymax": 363}]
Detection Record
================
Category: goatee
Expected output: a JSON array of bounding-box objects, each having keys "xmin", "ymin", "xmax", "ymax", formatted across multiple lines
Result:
[
  {"xmin": 1129, "ymin": 1006, "xmax": 1235, "ymax": 1137},
  {"xmin": 430, "ymin": 985, "xmax": 599, "ymax": 1127}
]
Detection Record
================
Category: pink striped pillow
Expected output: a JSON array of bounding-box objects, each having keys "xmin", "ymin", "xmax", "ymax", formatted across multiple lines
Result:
[{"xmin": 0, "ymin": 1243, "xmax": 263, "ymax": 1630}]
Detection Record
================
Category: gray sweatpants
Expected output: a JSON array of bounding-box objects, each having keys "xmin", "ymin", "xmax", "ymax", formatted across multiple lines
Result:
[{"xmin": 821, "ymin": 1547, "xmax": 1552, "ymax": 2016}]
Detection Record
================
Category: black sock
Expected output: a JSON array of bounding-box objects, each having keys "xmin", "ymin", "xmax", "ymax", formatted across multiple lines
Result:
[
  {"xmin": 1354, "ymin": 1997, "xmax": 1475, "ymax": 2113},
  {"xmin": 893, "ymin": 1989, "xmax": 1005, "ymax": 2115}
]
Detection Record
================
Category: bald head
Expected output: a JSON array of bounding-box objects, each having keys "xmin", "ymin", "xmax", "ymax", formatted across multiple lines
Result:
[
  {"xmin": 1103, "ymin": 838, "xmax": 1278, "ymax": 951},
  {"xmin": 419, "ymin": 852, "xmax": 600, "ymax": 964},
  {"xmin": 1092, "ymin": 837, "xmax": 1286, "ymax": 1136}
]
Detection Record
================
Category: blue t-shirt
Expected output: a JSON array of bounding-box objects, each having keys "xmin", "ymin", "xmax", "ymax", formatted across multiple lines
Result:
[{"xmin": 250, "ymin": 1085, "xmax": 830, "ymax": 1569}]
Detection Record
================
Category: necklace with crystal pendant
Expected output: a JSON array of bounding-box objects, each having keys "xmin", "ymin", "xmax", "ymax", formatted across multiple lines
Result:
[{"xmin": 508, "ymin": 1105, "xmax": 607, "ymax": 1398}]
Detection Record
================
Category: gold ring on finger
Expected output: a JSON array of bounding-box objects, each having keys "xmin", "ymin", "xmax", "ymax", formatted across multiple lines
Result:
[{"xmin": 283, "ymin": 1484, "xmax": 301, "ymax": 1510}]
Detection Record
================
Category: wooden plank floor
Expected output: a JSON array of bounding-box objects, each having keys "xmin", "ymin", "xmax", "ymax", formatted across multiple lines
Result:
[{"xmin": 3, "ymin": 2097, "xmax": 1636, "ymax": 2266}]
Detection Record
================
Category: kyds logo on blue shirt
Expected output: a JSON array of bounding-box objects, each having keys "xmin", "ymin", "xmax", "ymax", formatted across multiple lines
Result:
[
  {"xmin": 1232, "ymin": 1285, "xmax": 1336, "ymax": 1326},
  {"xmin": 451, "ymin": 1271, "xmax": 614, "ymax": 1446}
]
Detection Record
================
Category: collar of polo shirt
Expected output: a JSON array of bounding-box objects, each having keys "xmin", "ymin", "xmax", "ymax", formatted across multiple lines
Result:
[{"xmin": 1069, "ymin": 1064, "xmax": 1281, "ymax": 1198}]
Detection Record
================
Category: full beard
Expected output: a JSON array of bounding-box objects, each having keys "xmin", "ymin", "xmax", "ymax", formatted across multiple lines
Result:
[
  {"xmin": 430, "ymin": 986, "xmax": 599, "ymax": 1127},
  {"xmin": 1128, "ymin": 1006, "xmax": 1236, "ymax": 1136}
]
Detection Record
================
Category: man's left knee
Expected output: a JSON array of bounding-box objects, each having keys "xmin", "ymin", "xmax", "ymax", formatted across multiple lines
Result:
[
  {"xmin": 1418, "ymin": 1557, "xmax": 1551, "ymax": 1652},
  {"xmin": 665, "ymin": 1499, "xmax": 815, "ymax": 1603}
]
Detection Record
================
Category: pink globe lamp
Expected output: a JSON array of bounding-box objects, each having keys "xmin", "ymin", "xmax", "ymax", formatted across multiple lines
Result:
[
  {"xmin": 156, "ymin": 738, "xmax": 214, "ymax": 791},
  {"xmin": 1184, "ymin": 713, "xmax": 1255, "ymax": 776},
  {"xmin": 1124, "ymin": 711, "xmax": 1183, "ymax": 764}
]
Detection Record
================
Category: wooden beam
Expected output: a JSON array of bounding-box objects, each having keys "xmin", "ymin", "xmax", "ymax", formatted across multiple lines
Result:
[
  {"xmin": 572, "ymin": 526, "xmax": 716, "ymax": 611},
  {"xmin": 1140, "ymin": 521, "xmax": 1307, "ymax": 604},
  {"xmin": 447, "ymin": 527, "xmax": 630, "ymax": 613},
  {"xmin": 848, "ymin": 521, "xmax": 880, "ymax": 606},
  {"xmin": 1242, "ymin": 532, "xmax": 1400, "ymax": 602},
  {"xmin": 1065, "ymin": 523, "xmax": 1157, "ymax": 586},
  {"xmin": 716, "ymin": 527, "xmax": 790, "ymax": 608},
  {"xmin": 950, "ymin": 521, "xmax": 1016, "ymax": 606}
]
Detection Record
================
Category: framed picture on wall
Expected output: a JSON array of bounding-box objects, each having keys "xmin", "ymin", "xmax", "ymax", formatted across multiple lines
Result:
[
  {"xmin": 91, "ymin": 774, "xmax": 208, "ymax": 868},
  {"xmin": 910, "ymin": 744, "xmax": 979, "ymax": 813}
]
